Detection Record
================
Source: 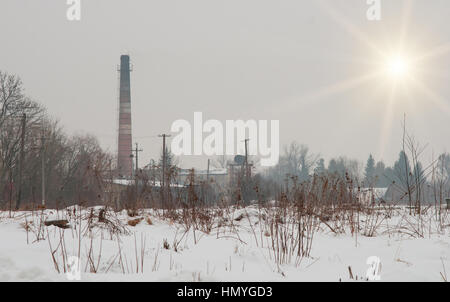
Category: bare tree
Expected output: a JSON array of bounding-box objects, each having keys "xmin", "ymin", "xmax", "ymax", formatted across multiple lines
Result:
[{"xmin": 0, "ymin": 70, "xmax": 113, "ymax": 209}]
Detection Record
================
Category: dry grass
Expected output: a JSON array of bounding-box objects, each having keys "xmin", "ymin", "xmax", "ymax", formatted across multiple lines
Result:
[
  {"xmin": 2, "ymin": 171, "xmax": 447, "ymax": 278},
  {"xmin": 127, "ymin": 217, "xmax": 143, "ymax": 227}
]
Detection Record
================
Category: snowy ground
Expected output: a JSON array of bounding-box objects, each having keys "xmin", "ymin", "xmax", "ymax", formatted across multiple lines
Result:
[{"xmin": 0, "ymin": 205, "xmax": 449, "ymax": 282}]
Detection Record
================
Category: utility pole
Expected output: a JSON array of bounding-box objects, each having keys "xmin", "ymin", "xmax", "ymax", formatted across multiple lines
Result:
[
  {"xmin": 16, "ymin": 113, "xmax": 26, "ymax": 210},
  {"xmin": 131, "ymin": 143, "xmax": 143, "ymax": 200},
  {"xmin": 8, "ymin": 167, "xmax": 13, "ymax": 217},
  {"xmin": 40, "ymin": 134, "xmax": 46, "ymax": 207},
  {"xmin": 237, "ymin": 139, "xmax": 251, "ymax": 204},
  {"xmin": 131, "ymin": 142, "xmax": 143, "ymax": 177},
  {"xmin": 244, "ymin": 138, "xmax": 250, "ymax": 180},
  {"xmin": 158, "ymin": 134, "xmax": 171, "ymax": 202},
  {"xmin": 205, "ymin": 158, "xmax": 211, "ymax": 204},
  {"xmin": 206, "ymin": 159, "xmax": 210, "ymax": 182},
  {"xmin": 158, "ymin": 134, "xmax": 171, "ymax": 188}
]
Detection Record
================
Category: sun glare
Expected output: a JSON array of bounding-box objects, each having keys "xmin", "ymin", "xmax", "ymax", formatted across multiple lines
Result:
[{"xmin": 386, "ymin": 56, "xmax": 411, "ymax": 78}]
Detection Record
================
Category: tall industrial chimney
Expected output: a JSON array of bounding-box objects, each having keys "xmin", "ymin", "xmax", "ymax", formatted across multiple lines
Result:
[{"xmin": 117, "ymin": 55, "xmax": 133, "ymax": 178}]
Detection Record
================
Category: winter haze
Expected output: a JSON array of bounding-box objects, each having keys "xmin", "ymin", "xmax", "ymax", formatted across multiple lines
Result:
[{"xmin": 1, "ymin": 0, "xmax": 449, "ymax": 169}]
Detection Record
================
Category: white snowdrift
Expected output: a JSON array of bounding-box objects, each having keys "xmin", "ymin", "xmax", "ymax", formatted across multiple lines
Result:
[{"xmin": 0, "ymin": 206, "xmax": 448, "ymax": 282}]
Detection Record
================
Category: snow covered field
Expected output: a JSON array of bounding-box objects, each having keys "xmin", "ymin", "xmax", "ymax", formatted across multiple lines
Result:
[{"xmin": 0, "ymin": 205, "xmax": 449, "ymax": 282}]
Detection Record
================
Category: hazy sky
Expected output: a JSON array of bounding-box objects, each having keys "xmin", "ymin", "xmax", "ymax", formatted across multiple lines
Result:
[{"xmin": 1, "ymin": 0, "xmax": 449, "ymax": 170}]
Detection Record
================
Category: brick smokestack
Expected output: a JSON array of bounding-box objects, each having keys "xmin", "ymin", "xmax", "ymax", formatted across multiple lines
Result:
[{"xmin": 117, "ymin": 55, "xmax": 133, "ymax": 178}]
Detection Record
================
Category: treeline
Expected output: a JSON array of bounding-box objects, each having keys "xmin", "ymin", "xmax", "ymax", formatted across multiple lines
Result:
[
  {"xmin": 262, "ymin": 141, "xmax": 450, "ymax": 205},
  {"xmin": 0, "ymin": 71, "xmax": 112, "ymax": 209}
]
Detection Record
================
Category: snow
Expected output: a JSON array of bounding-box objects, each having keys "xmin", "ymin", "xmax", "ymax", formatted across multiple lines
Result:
[
  {"xmin": 178, "ymin": 169, "xmax": 228, "ymax": 176},
  {"xmin": 111, "ymin": 179, "xmax": 185, "ymax": 188},
  {"xmin": 0, "ymin": 206, "xmax": 449, "ymax": 282}
]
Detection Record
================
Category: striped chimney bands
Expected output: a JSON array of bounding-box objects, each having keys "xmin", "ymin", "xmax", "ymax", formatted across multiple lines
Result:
[{"xmin": 117, "ymin": 55, "xmax": 133, "ymax": 178}]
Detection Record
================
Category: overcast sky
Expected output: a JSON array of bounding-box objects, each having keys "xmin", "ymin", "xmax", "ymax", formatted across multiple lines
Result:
[{"xmin": 1, "ymin": 0, "xmax": 449, "ymax": 170}]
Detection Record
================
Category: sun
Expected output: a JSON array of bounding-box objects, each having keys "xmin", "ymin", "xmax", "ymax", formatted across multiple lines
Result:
[{"xmin": 386, "ymin": 55, "xmax": 411, "ymax": 78}]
